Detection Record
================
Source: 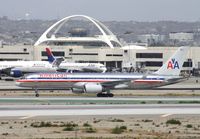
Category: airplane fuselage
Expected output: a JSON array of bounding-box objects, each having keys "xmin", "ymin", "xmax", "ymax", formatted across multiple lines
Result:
[
  {"xmin": 0, "ymin": 61, "xmax": 55, "ymax": 72},
  {"xmin": 59, "ymin": 62, "xmax": 107, "ymax": 73},
  {"xmin": 16, "ymin": 72, "xmax": 182, "ymax": 90}
]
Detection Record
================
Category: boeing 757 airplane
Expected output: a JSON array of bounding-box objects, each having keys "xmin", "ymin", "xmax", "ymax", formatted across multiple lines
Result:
[{"xmin": 16, "ymin": 46, "xmax": 189, "ymax": 97}]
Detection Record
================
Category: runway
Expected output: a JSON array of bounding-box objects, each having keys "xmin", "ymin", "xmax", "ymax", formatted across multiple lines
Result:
[
  {"xmin": 0, "ymin": 96, "xmax": 200, "ymax": 119},
  {"xmin": 0, "ymin": 104, "xmax": 200, "ymax": 119},
  {"xmin": 1, "ymin": 96, "xmax": 200, "ymax": 100}
]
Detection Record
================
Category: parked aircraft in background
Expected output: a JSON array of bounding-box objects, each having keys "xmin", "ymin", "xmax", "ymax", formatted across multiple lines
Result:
[
  {"xmin": 0, "ymin": 48, "xmax": 107, "ymax": 78},
  {"xmin": 16, "ymin": 46, "xmax": 189, "ymax": 97},
  {"xmin": 0, "ymin": 60, "xmax": 57, "ymax": 78},
  {"xmin": 46, "ymin": 48, "xmax": 107, "ymax": 73}
]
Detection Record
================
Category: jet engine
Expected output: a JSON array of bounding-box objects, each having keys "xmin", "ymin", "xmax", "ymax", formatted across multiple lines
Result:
[
  {"xmin": 84, "ymin": 83, "xmax": 103, "ymax": 93},
  {"xmin": 10, "ymin": 70, "xmax": 23, "ymax": 77}
]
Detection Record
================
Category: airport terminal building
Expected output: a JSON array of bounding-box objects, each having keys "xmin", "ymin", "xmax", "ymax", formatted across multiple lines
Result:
[{"xmin": 0, "ymin": 15, "xmax": 199, "ymax": 73}]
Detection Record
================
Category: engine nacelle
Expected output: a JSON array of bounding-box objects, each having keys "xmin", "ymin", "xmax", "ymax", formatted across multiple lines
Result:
[
  {"xmin": 72, "ymin": 82, "xmax": 87, "ymax": 88},
  {"xmin": 10, "ymin": 70, "xmax": 23, "ymax": 77},
  {"xmin": 84, "ymin": 83, "xmax": 103, "ymax": 94},
  {"xmin": 71, "ymin": 88, "xmax": 84, "ymax": 94}
]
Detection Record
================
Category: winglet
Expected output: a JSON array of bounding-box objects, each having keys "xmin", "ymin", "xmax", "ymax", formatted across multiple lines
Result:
[{"xmin": 154, "ymin": 46, "xmax": 190, "ymax": 76}]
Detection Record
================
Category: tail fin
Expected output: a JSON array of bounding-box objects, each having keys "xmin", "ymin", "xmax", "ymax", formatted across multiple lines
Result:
[
  {"xmin": 45, "ymin": 48, "xmax": 64, "ymax": 67},
  {"xmin": 46, "ymin": 48, "xmax": 55, "ymax": 63},
  {"xmin": 154, "ymin": 46, "xmax": 190, "ymax": 76}
]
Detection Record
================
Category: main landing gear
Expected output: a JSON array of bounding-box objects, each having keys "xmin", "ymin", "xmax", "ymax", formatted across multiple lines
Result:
[
  {"xmin": 34, "ymin": 88, "xmax": 39, "ymax": 97},
  {"xmin": 96, "ymin": 90, "xmax": 114, "ymax": 97},
  {"xmin": 97, "ymin": 93, "xmax": 114, "ymax": 97}
]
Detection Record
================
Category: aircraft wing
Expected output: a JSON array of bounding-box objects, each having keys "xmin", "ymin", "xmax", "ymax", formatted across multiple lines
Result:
[{"xmin": 100, "ymin": 79, "xmax": 132, "ymax": 89}]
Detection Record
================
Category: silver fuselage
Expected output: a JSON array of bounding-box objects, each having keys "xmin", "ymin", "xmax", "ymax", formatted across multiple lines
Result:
[{"xmin": 16, "ymin": 72, "xmax": 184, "ymax": 90}]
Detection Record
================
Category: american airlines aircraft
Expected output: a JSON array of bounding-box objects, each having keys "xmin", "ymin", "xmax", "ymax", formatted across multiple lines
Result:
[
  {"xmin": 46, "ymin": 48, "xmax": 107, "ymax": 73},
  {"xmin": 16, "ymin": 46, "xmax": 189, "ymax": 97}
]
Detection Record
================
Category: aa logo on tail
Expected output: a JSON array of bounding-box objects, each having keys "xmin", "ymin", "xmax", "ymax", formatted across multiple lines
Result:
[{"xmin": 167, "ymin": 58, "xmax": 179, "ymax": 69}]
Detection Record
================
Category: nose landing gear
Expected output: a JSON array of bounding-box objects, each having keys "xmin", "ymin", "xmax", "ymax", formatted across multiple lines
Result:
[{"xmin": 34, "ymin": 88, "xmax": 39, "ymax": 97}]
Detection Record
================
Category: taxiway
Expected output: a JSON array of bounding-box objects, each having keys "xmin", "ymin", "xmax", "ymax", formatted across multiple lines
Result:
[{"xmin": 0, "ymin": 104, "xmax": 200, "ymax": 119}]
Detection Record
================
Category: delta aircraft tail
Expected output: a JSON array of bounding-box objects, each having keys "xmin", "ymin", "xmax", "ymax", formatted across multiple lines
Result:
[
  {"xmin": 46, "ymin": 48, "xmax": 64, "ymax": 67},
  {"xmin": 154, "ymin": 46, "xmax": 190, "ymax": 76},
  {"xmin": 46, "ymin": 47, "xmax": 55, "ymax": 63}
]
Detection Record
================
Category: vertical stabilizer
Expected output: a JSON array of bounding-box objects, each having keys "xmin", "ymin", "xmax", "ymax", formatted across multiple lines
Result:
[
  {"xmin": 45, "ymin": 48, "xmax": 64, "ymax": 67},
  {"xmin": 46, "ymin": 48, "xmax": 55, "ymax": 63},
  {"xmin": 154, "ymin": 46, "xmax": 190, "ymax": 76}
]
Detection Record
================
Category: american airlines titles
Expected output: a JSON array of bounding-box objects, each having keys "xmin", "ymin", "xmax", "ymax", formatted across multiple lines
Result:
[{"xmin": 39, "ymin": 73, "xmax": 68, "ymax": 78}]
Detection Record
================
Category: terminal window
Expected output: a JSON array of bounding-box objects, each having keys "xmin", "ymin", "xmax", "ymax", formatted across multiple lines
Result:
[
  {"xmin": 69, "ymin": 53, "xmax": 98, "ymax": 56},
  {"xmin": 183, "ymin": 62, "xmax": 193, "ymax": 67},
  {"xmin": 136, "ymin": 53, "xmax": 163, "ymax": 58},
  {"xmin": 41, "ymin": 51, "xmax": 65, "ymax": 56},
  {"xmin": 145, "ymin": 61, "xmax": 163, "ymax": 67}
]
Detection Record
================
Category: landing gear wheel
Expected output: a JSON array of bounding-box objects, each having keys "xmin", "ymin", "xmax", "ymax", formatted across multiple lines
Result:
[
  {"xmin": 35, "ymin": 93, "xmax": 39, "ymax": 97},
  {"xmin": 97, "ymin": 93, "xmax": 102, "ymax": 97},
  {"xmin": 34, "ymin": 89, "xmax": 39, "ymax": 97},
  {"xmin": 107, "ymin": 93, "xmax": 114, "ymax": 97},
  {"xmin": 97, "ymin": 93, "xmax": 114, "ymax": 97},
  {"xmin": 106, "ymin": 89, "xmax": 114, "ymax": 97}
]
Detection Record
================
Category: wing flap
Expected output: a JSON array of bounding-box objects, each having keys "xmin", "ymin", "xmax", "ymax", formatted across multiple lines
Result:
[{"xmin": 101, "ymin": 79, "xmax": 132, "ymax": 89}]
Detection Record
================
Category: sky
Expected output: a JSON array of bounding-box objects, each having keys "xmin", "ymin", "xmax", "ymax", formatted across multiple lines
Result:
[{"xmin": 0, "ymin": 0, "xmax": 200, "ymax": 21}]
